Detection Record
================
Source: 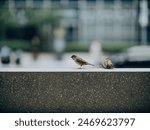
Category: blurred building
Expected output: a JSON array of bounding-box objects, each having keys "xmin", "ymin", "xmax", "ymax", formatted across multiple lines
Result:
[{"xmin": 1, "ymin": 0, "xmax": 150, "ymax": 44}]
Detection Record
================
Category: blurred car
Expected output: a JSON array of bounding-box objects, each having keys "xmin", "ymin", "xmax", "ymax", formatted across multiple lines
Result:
[
  {"xmin": 111, "ymin": 45, "xmax": 150, "ymax": 68},
  {"xmin": 0, "ymin": 46, "xmax": 11, "ymax": 64},
  {"xmin": 127, "ymin": 46, "xmax": 150, "ymax": 62}
]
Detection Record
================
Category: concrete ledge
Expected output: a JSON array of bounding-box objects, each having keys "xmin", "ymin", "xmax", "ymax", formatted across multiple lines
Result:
[
  {"xmin": 0, "ymin": 69, "xmax": 150, "ymax": 113},
  {"xmin": 0, "ymin": 68, "xmax": 150, "ymax": 72}
]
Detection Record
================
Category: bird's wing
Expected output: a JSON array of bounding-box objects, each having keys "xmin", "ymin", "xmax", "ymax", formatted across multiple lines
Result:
[{"xmin": 76, "ymin": 57, "xmax": 87, "ymax": 64}]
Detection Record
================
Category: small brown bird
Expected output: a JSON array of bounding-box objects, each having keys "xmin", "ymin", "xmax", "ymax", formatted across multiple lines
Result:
[
  {"xmin": 101, "ymin": 57, "xmax": 113, "ymax": 69},
  {"xmin": 71, "ymin": 55, "xmax": 94, "ymax": 68}
]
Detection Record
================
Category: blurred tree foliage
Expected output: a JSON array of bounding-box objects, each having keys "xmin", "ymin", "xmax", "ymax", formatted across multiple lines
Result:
[
  {"xmin": 0, "ymin": 6, "xmax": 61, "ymax": 39},
  {"xmin": 0, "ymin": 7, "xmax": 18, "ymax": 39},
  {"xmin": 25, "ymin": 8, "xmax": 60, "ymax": 29},
  {"xmin": 0, "ymin": 6, "xmax": 132, "ymax": 53},
  {"xmin": 0, "ymin": 8, "xmax": 18, "ymax": 27}
]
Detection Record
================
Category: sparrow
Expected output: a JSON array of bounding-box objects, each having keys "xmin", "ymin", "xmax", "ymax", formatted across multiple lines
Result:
[
  {"xmin": 71, "ymin": 55, "xmax": 94, "ymax": 68},
  {"xmin": 101, "ymin": 57, "xmax": 113, "ymax": 69}
]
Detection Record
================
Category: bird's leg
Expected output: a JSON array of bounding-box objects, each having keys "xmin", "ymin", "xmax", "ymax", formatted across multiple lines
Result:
[{"xmin": 78, "ymin": 65, "xmax": 84, "ymax": 69}]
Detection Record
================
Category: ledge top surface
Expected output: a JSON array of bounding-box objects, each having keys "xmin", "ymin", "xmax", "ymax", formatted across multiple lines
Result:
[{"xmin": 0, "ymin": 68, "xmax": 150, "ymax": 72}]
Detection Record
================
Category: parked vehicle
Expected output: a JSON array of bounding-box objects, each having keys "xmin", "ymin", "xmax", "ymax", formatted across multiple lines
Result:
[
  {"xmin": 111, "ymin": 45, "xmax": 150, "ymax": 68},
  {"xmin": 0, "ymin": 46, "xmax": 11, "ymax": 64}
]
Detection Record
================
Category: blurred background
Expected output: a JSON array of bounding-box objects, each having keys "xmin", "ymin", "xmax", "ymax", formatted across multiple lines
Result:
[{"xmin": 0, "ymin": 0, "xmax": 150, "ymax": 68}]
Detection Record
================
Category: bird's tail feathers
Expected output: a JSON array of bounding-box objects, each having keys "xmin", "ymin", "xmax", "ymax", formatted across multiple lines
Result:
[{"xmin": 87, "ymin": 63, "xmax": 95, "ymax": 66}]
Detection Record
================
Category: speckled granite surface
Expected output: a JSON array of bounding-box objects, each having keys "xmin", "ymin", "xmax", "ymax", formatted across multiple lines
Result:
[{"xmin": 0, "ymin": 72, "xmax": 150, "ymax": 113}]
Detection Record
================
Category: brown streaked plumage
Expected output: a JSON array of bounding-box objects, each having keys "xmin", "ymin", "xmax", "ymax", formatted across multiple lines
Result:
[
  {"xmin": 71, "ymin": 55, "xmax": 94, "ymax": 68},
  {"xmin": 102, "ymin": 57, "xmax": 113, "ymax": 69}
]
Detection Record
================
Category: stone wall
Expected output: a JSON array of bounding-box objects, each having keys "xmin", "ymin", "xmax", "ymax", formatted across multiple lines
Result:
[{"xmin": 0, "ymin": 72, "xmax": 150, "ymax": 113}]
